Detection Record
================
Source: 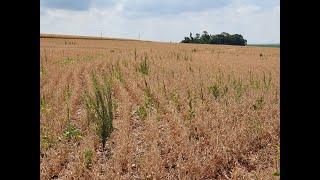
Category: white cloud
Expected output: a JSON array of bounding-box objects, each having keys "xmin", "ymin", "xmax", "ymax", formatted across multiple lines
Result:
[
  {"xmin": 40, "ymin": 1, "xmax": 280, "ymax": 44},
  {"xmin": 236, "ymin": 5, "xmax": 260, "ymax": 14}
]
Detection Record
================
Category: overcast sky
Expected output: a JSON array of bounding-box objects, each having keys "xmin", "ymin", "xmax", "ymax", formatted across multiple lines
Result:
[{"xmin": 40, "ymin": 0, "xmax": 280, "ymax": 44}]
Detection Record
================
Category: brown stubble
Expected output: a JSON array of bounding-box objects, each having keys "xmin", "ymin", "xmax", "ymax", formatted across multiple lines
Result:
[{"xmin": 40, "ymin": 36, "xmax": 280, "ymax": 179}]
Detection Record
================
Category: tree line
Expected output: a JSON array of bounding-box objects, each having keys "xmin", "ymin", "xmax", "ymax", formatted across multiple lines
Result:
[{"xmin": 181, "ymin": 31, "xmax": 247, "ymax": 46}]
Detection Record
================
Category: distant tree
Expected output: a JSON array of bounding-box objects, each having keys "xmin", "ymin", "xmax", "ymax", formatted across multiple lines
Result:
[
  {"xmin": 216, "ymin": 34, "xmax": 225, "ymax": 44},
  {"xmin": 181, "ymin": 37, "xmax": 191, "ymax": 43},
  {"xmin": 181, "ymin": 31, "xmax": 247, "ymax": 46},
  {"xmin": 201, "ymin": 31, "xmax": 210, "ymax": 44},
  {"xmin": 221, "ymin": 32, "xmax": 230, "ymax": 36},
  {"xmin": 195, "ymin": 33, "xmax": 200, "ymax": 39},
  {"xmin": 192, "ymin": 33, "xmax": 200, "ymax": 43}
]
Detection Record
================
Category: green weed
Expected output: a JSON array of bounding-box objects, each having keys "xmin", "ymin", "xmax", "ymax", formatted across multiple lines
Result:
[
  {"xmin": 83, "ymin": 148, "xmax": 93, "ymax": 169},
  {"xmin": 63, "ymin": 108, "xmax": 82, "ymax": 141},
  {"xmin": 143, "ymin": 79, "xmax": 153, "ymax": 109},
  {"xmin": 40, "ymin": 94, "xmax": 51, "ymax": 115},
  {"xmin": 208, "ymin": 84, "xmax": 220, "ymax": 100},
  {"xmin": 186, "ymin": 90, "xmax": 195, "ymax": 121},
  {"xmin": 111, "ymin": 61, "xmax": 124, "ymax": 82},
  {"xmin": 83, "ymin": 73, "xmax": 114, "ymax": 150},
  {"xmin": 171, "ymin": 89, "xmax": 181, "ymax": 111},
  {"xmin": 251, "ymin": 96, "xmax": 265, "ymax": 110},
  {"xmin": 40, "ymin": 126, "xmax": 55, "ymax": 152},
  {"xmin": 137, "ymin": 105, "xmax": 147, "ymax": 120},
  {"xmin": 136, "ymin": 53, "xmax": 149, "ymax": 75}
]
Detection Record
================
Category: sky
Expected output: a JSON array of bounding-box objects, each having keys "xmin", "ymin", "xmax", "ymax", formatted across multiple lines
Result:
[{"xmin": 40, "ymin": 0, "xmax": 280, "ymax": 44}]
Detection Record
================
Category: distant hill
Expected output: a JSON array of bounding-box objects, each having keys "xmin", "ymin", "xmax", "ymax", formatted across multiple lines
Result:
[{"xmin": 247, "ymin": 43, "xmax": 280, "ymax": 48}]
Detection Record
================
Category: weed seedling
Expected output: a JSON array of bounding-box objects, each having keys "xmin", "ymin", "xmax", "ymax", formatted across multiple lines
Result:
[
  {"xmin": 171, "ymin": 89, "xmax": 181, "ymax": 111},
  {"xmin": 200, "ymin": 78, "xmax": 204, "ymax": 102},
  {"xmin": 134, "ymin": 48, "xmax": 137, "ymax": 61},
  {"xmin": 137, "ymin": 105, "xmax": 147, "ymax": 120},
  {"xmin": 251, "ymin": 96, "xmax": 265, "ymax": 110},
  {"xmin": 83, "ymin": 148, "xmax": 93, "ymax": 169},
  {"xmin": 209, "ymin": 84, "xmax": 220, "ymax": 100},
  {"xmin": 136, "ymin": 53, "xmax": 149, "ymax": 75},
  {"xmin": 63, "ymin": 108, "xmax": 82, "ymax": 141},
  {"xmin": 187, "ymin": 90, "xmax": 195, "ymax": 121}
]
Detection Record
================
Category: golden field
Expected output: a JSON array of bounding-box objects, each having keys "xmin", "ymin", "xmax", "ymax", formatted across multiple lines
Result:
[{"xmin": 40, "ymin": 34, "xmax": 280, "ymax": 179}]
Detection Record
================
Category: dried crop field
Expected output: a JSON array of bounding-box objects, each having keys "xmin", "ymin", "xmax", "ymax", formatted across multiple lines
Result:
[{"xmin": 40, "ymin": 35, "xmax": 280, "ymax": 179}]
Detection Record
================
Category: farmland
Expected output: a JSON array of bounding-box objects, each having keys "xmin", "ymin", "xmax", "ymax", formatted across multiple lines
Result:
[
  {"xmin": 247, "ymin": 44, "xmax": 280, "ymax": 48},
  {"xmin": 40, "ymin": 34, "xmax": 280, "ymax": 179}
]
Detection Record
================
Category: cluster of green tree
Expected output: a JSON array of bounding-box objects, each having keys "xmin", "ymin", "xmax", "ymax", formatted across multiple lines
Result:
[{"xmin": 181, "ymin": 31, "xmax": 247, "ymax": 46}]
